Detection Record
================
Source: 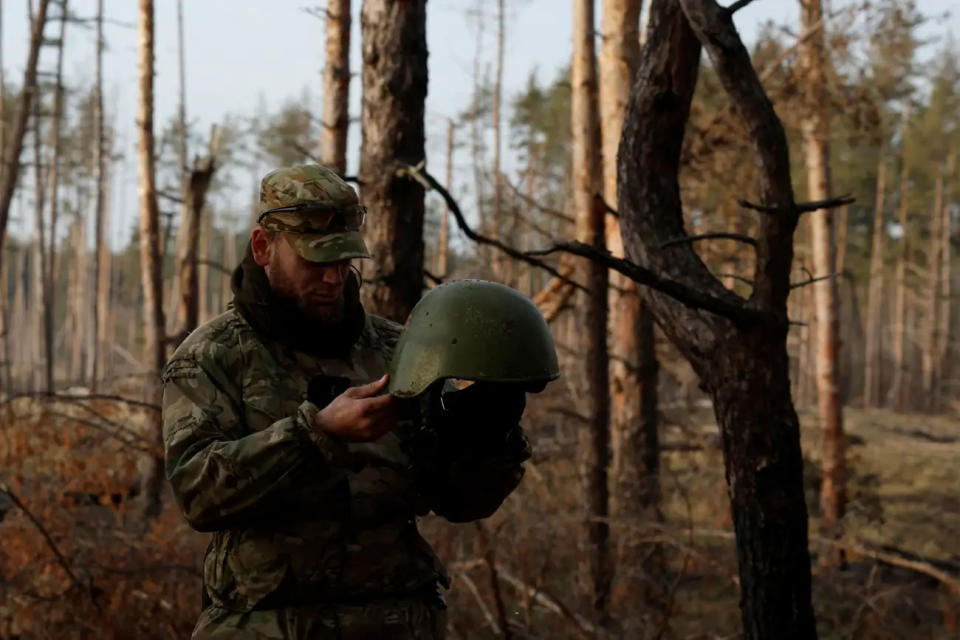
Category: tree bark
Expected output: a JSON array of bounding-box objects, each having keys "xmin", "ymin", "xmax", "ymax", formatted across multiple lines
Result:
[
  {"xmin": 439, "ymin": 119, "xmax": 454, "ymax": 278},
  {"xmin": 572, "ymin": 0, "xmax": 611, "ymax": 621},
  {"xmin": 600, "ymin": 0, "xmax": 663, "ymax": 621},
  {"xmin": 91, "ymin": 0, "xmax": 109, "ymax": 390},
  {"xmin": 888, "ymin": 107, "xmax": 911, "ymax": 410},
  {"xmin": 936, "ymin": 152, "xmax": 954, "ymax": 410},
  {"xmin": 620, "ymin": 1, "xmax": 817, "ymax": 636},
  {"xmin": 863, "ymin": 148, "xmax": 887, "ymax": 407},
  {"xmin": 321, "ymin": 0, "xmax": 351, "ymax": 174},
  {"xmin": 176, "ymin": 143, "xmax": 218, "ymax": 340},
  {"xmin": 138, "ymin": 0, "xmax": 166, "ymax": 519},
  {"xmin": 491, "ymin": 0, "xmax": 505, "ymax": 280},
  {"xmin": 358, "ymin": 0, "xmax": 427, "ymax": 323},
  {"xmin": 799, "ymin": 0, "xmax": 845, "ymax": 541},
  {"xmin": 0, "ymin": 0, "xmax": 49, "ymax": 276},
  {"xmin": 921, "ymin": 162, "xmax": 944, "ymax": 410}
]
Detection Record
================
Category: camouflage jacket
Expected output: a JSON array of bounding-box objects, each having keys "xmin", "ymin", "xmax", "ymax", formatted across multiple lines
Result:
[{"xmin": 162, "ymin": 308, "xmax": 529, "ymax": 612}]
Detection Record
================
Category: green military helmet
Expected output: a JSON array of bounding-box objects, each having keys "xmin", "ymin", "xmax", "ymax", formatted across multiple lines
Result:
[
  {"xmin": 388, "ymin": 280, "xmax": 560, "ymax": 398},
  {"xmin": 257, "ymin": 164, "xmax": 371, "ymax": 263}
]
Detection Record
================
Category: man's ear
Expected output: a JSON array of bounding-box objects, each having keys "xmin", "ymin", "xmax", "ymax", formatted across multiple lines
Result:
[{"xmin": 250, "ymin": 227, "xmax": 272, "ymax": 267}]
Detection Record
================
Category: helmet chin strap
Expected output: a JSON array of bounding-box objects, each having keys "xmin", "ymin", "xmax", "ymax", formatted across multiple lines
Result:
[{"xmin": 348, "ymin": 264, "xmax": 363, "ymax": 291}]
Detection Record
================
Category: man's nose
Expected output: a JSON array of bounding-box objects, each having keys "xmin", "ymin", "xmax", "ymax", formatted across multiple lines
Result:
[{"xmin": 320, "ymin": 262, "xmax": 347, "ymax": 284}]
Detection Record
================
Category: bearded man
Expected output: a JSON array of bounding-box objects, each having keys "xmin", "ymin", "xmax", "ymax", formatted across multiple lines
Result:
[{"xmin": 162, "ymin": 165, "xmax": 531, "ymax": 639}]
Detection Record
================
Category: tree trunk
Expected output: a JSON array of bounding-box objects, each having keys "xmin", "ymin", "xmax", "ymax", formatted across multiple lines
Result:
[
  {"xmin": 622, "ymin": 1, "xmax": 817, "ymax": 636},
  {"xmin": 0, "ymin": 0, "xmax": 49, "ymax": 275},
  {"xmin": 799, "ymin": 0, "xmax": 845, "ymax": 541},
  {"xmin": 321, "ymin": 0, "xmax": 351, "ymax": 174},
  {"xmin": 889, "ymin": 107, "xmax": 911, "ymax": 410},
  {"xmin": 358, "ymin": 0, "xmax": 427, "ymax": 323},
  {"xmin": 572, "ymin": 0, "xmax": 611, "ymax": 621},
  {"xmin": 176, "ymin": 131, "xmax": 219, "ymax": 339},
  {"xmin": 31, "ymin": 74, "xmax": 48, "ymax": 393},
  {"xmin": 138, "ymin": 0, "xmax": 166, "ymax": 520},
  {"xmin": 439, "ymin": 119, "xmax": 454, "ymax": 278},
  {"xmin": 921, "ymin": 162, "xmax": 945, "ymax": 410},
  {"xmin": 91, "ymin": 0, "xmax": 108, "ymax": 390},
  {"xmin": 863, "ymin": 148, "xmax": 887, "ymax": 407},
  {"xmin": 936, "ymin": 152, "xmax": 954, "ymax": 410},
  {"xmin": 491, "ymin": 0, "xmax": 505, "ymax": 280},
  {"xmin": 600, "ymin": 0, "xmax": 663, "ymax": 621}
]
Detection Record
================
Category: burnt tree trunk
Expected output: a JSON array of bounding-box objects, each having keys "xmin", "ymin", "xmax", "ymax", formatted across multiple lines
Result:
[
  {"xmin": 176, "ymin": 131, "xmax": 219, "ymax": 339},
  {"xmin": 358, "ymin": 0, "xmax": 427, "ymax": 323},
  {"xmin": 0, "ymin": 0, "xmax": 49, "ymax": 272},
  {"xmin": 138, "ymin": 0, "xmax": 166, "ymax": 520},
  {"xmin": 321, "ymin": 0, "xmax": 351, "ymax": 174},
  {"xmin": 572, "ymin": 0, "xmax": 612, "ymax": 622},
  {"xmin": 620, "ymin": 1, "xmax": 817, "ymax": 637},
  {"xmin": 863, "ymin": 149, "xmax": 887, "ymax": 407},
  {"xmin": 600, "ymin": 0, "xmax": 664, "ymax": 622},
  {"xmin": 799, "ymin": 0, "xmax": 845, "ymax": 542}
]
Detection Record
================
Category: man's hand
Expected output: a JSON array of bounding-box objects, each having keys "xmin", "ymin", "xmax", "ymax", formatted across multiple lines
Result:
[{"xmin": 311, "ymin": 374, "xmax": 397, "ymax": 442}]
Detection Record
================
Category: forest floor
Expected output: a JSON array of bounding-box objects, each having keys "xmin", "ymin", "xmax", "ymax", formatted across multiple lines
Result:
[{"xmin": 656, "ymin": 404, "xmax": 960, "ymax": 639}]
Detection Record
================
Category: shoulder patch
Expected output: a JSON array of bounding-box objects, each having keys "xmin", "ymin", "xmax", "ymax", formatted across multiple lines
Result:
[
  {"xmin": 366, "ymin": 314, "xmax": 403, "ymax": 362},
  {"xmin": 163, "ymin": 309, "xmax": 244, "ymax": 383}
]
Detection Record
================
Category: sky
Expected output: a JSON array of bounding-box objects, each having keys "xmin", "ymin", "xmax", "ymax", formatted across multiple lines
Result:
[{"xmin": 1, "ymin": 0, "xmax": 958, "ymax": 247}]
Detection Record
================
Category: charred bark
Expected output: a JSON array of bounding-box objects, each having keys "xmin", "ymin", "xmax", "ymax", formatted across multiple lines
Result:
[
  {"xmin": 619, "ymin": 1, "xmax": 816, "ymax": 636},
  {"xmin": 321, "ymin": 0, "xmax": 351, "ymax": 174},
  {"xmin": 358, "ymin": 0, "xmax": 428, "ymax": 323}
]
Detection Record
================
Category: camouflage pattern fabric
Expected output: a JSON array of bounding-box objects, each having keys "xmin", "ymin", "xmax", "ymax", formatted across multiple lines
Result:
[
  {"xmin": 162, "ymin": 308, "xmax": 528, "ymax": 639},
  {"xmin": 257, "ymin": 164, "xmax": 370, "ymax": 263},
  {"xmin": 193, "ymin": 600, "xmax": 446, "ymax": 640}
]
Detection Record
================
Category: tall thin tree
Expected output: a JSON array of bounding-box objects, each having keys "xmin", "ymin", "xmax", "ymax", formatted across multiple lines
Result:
[
  {"xmin": 91, "ymin": 0, "xmax": 109, "ymax": 389},
  {"xmin": 572, "ymin": 0, "xmax": 611, "ymax": 621},
  {"xmin": 321, "ymin": 0, "xmax": 351, "ymax": 174},
  {"xmin": 0, "ymin": 0, "xmax": 49, "ymax": 282},
  {"xmin": 799, "ymin": 0, "xmax": 845, "ymax": 542},
  {"xmin": 863, "ymin": 147, "xmax": 887, "ymax": 406},
  {"xmin": 138, "ymin": 0, "xmax": 166, "ymax": 519}
]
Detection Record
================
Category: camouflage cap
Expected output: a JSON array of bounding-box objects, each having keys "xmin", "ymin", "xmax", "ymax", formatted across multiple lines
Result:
[{"xmin": 258, "ymin": 164, "xmax": 370, "ymax": 263}]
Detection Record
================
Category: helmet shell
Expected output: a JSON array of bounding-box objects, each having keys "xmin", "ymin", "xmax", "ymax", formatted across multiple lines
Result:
[{"xmin": 388, "ymin": 280, "xmax": 560, "ymax": 398}]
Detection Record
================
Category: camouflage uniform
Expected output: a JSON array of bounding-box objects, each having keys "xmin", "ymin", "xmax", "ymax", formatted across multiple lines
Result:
[{"xmin": 162, "ymin": 166, "xmax": 529, "ymax": 639}]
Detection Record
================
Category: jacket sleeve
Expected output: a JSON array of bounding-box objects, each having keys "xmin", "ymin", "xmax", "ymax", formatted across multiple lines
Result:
[
  {"xmin": 412, "ymin": 384, "xmax": 532, "ymax": 523},
  {"xmin": 162, "ymin": 340, "xmax": 351, "ymax": 532}
]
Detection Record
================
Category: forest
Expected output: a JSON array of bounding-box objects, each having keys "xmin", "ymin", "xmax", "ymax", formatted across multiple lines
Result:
[{"xmin": 0, "ymin": 0, "xmax": 958, "ymax": 638}]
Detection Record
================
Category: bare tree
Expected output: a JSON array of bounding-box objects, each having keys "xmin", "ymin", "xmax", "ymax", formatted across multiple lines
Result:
[
  {"xmin": 572, "ymin": 0, "xmax": 611, "ymax": 622},
  {"xmin": 619, "ymin": 0, "xmax": 817, "ymax": 636},
  {"xmin": 138, "ymin": 0, "xmax": 166, "ymax": 519},
  {"xmin": 0, "ymin": 0, "xmax": 50, "ymax": 278},
  {"xmin": 799, "ymin": 0, "xmax": 845, "ymax": 542},
  {"xmin": 91, "ymin": 0, "xmax": 109, "ymax": 390},
  {"xmin": 321, "ymin": 0, "xmax": 351, "ymax": 174},
  {"xmin": 600, "ymin": 0, "xmax": 663, "ymax": 621},
  {"xmin": 175, "ymin": 129, "xmax": 220, "ymax": 339},
  {"xmin": 439, "ymin": 119, "xmax": 455, "ymax": 278},
  {"xmin": 936, "ymin": 151, "xmax": 954, "ymax": 409},
  {"xmin": 921, "ymin": 161, "xmax": 945, "ymax": 410},
  {"xmin": 358, "ymin": 0, "xmax": 428, "ymax": 322},
  {"xmin": 888, "ymin": 105, "xmax": 911, "ymax": 409},
  {"xmin": 491, "ymin": 0, "xmax": 505, "ymax": 280},
  {"xmin": 863, "ymin": 148, "xmax": 887, "ymax": 406}
]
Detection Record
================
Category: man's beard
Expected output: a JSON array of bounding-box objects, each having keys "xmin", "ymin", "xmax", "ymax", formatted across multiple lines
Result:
[{"xmin": 267, "ymin": 261, "xmax": 346, "ymax": 325}]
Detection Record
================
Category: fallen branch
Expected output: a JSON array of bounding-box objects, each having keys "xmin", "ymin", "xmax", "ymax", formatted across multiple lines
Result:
[
  {"xmin": 456, "ymin": 570, "xmax": 502, "ymax": 635},
  {"xmin": 527, "ymin": 241, "xmax": 771, "ymax": 327},
  {"xmin": 660, "ymin": 232, "xmax": 757, "ymax": 250},
  {"xmin": 0, "ymin": 391, "xmax": 159, "ymax": 412},
  {"xmin": 790, "ymin": 274, "xmax": 835, "ymax": 289},
  {"xmin": 0, "ymin": 484, "xmax": 82, "ymax": 590},
  {"xmin": 398, "ymin": 163, "xmax": 588, "ymax": 294},
  {"xmin": 739, "ymin": 195, "xmax": 855, "ymax": 215}
]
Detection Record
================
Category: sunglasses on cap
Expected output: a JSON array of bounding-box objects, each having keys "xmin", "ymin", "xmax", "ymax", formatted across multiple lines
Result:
[{"xmin": 257, "ymin": 202, "xmax": 367, "ymax": 233}]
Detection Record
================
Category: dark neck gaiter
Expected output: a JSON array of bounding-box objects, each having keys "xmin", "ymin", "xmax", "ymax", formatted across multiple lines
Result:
[{"xmin": 231, "ymin": 244, "xmax": 366, "ymax": 358}]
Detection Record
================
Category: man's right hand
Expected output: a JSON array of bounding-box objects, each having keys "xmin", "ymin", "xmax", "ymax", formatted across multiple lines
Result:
[{"xmin": 311, "ymin": 374, "xmax": 397, "ymax": 443}]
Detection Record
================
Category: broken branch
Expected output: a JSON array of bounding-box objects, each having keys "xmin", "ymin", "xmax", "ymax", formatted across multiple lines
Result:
[
  {"xmin": 739, "ymin": 195, "xmax": 855, "ymax": 215},
  {"xmin": 527, "ymin": 241, "xmax": 771, "ymax": 327},
  {"xmin": 397, "ymin": 163, "xmax": 588, "ymax": 294},
  {"xmin": 660, "ymin": 232, "xmax": 757, "ymax": 250}
]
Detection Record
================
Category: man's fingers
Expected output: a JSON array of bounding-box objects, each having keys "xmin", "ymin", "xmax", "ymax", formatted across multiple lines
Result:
[{"xmin": 347, "ymin": 374, "xmax": 390, "ymax": 398}]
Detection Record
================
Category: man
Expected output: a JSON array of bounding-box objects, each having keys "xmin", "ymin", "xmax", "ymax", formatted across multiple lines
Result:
[{"xmin": 162, "ymin": 165, "xmax": 531, "ymax": 639}]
